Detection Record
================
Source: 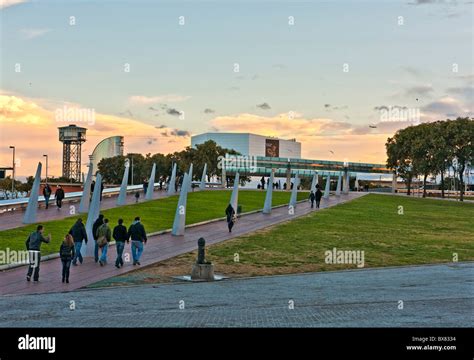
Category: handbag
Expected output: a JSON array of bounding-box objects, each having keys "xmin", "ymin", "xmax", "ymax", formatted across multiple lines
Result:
[{"xmin": 96, "ymin": 235, "xmax": 107, "ymax": 248}]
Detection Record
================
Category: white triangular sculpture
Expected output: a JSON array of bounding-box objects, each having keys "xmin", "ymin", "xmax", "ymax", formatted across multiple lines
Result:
[
  {"xmin": 263, "ymin": 171, "xmax": 274, "ymax": 214},
  {"xmin": 117, "ymin": 162, "xmax": 130, "ymax": 206},
  {"xmin": 323, "ymin": 175, "xmax": 331, "ymax": 199},
  {"xmin": 188, "ymin": 163, "xmax": 194, "ymax": 191},
  {"xmin": 229, "ymin": 172, "xmax": 240, "ymax": 212},
  {"xmin": 79, "ymin": 163, "xmax": 93, "ymax": 213},
  {"xmin": 167, "ymin": 163, "xmax": 177, "ymax": 196},
  {"xmin": 335, "ymin": 173, "xmax": 342, "ymax": 196},
  {"xmin": 343, "ymin": 171, "xmax": 350, "ymax": 194},
  {"xmin": 310, "ymin": 173, "xmax": 318, "ymax": 193},
  {"xmin": 199, "ymin": 163, "xmax": 207, "ymax": 190},
  {"xmin": 289, "ymin": 174, "xmax": 299, "ymax": 208},
  {"xmin": 145, "ymin": 163, "xmax": 156, "ymax": 200},
  {"xmin": 84, "ymin": 173, "xmax": 102, "ymax": 257},
  {"xmin": 172, "ymin": 165, "xmax": 192, "ymax": 236},
  {"xmin": 23, "ymin": 162, "xmax": 42, "ymax": 224}
]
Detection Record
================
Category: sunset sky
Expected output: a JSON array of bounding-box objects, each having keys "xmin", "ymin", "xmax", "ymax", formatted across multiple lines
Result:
[{"xmin": 1, "ymin": 0, "xmax": 473, "ymax": 177}]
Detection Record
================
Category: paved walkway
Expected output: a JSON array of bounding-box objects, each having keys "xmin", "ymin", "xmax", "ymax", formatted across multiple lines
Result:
[
  {"xmin": 0, "ymin": 190, "xmax": 170, "ymax": 231},
  {"xmin": 0, "ymin": 262, "xmax": 471, "ymax": 327},
  {"xmin": 0, "ymin": 192, "xmax": 367, "ymax": 296}
]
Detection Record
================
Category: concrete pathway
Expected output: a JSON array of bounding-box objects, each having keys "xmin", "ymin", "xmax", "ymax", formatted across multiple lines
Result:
[
  {"xmin": 0, "ymin": 262, "xmax": 471, "ymax": 327},
  {"xmin": 0, "ymin": 193, "xmax": 367, "ymax": 296}
]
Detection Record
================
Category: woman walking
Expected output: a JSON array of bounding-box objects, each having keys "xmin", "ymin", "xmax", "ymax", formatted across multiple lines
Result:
[{"xmin": 60, "ymin": 234, "xmax": 75, "ymax": 283}]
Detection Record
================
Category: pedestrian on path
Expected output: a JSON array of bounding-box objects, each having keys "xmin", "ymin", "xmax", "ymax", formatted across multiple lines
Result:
[
  {"xmin": 59, "ymin": 234, "xmax": 75, "ymax": 283},
  {"xmin": 97, "ymin": 218, "xmax": 111, "ymax": 266},
  {"xmin": 315, "ymin": 184, "xmax": 322, "ymax": 209},
  {"xmin": 69, "ymin": 218, "xmax": 88, "ymax": 266},
  {"xmin": 309, "ymin": 191, "xmax": 315, "ymax": 208},
  {"xmin": 43, "ymin": 183, "xmax": 52, "ymax": 209},
  {"xmin": 113, "ymin": 218, "xmax": 129, "ymax": 268},
  {"xmin": 100, "ymin": 180, "xmax": 105, "ymax": 201},
  {"xmin": 128, "ymin": 216, "xmax": 147, "ymax": 265},
  {"xmin": 92, "ymin": 214, "xmax": 104, "ymax": 262},
  {"xmin": 143, "ymin": 178, "xmax": 149, "ymax": 195},
  {"xmin": 55, "ymin": 185, "xmax": 65, "ymax": 210},
  {"xmin": 90, "ymin": 180, "xmax": 95, "ymax": 201},
  {"xmin": 225, "ymin": 204, "xmax": 236, "ymax": 233},
  {"xmin": 25, "ymin": 225, "xmax": 51, "ymax": 282}
]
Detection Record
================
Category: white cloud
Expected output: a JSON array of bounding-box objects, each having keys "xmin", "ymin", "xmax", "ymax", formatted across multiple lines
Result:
[
  {"xmin": 129, "ymin": 94, "xmax": 190, "ymax": 104},
  {"xmin": 20, "ymin": 28, "xmax": 51, "ymax": 39},
  {"xmin": 0, "ymin": 0, "xmax": 28, "ymax": 10}
]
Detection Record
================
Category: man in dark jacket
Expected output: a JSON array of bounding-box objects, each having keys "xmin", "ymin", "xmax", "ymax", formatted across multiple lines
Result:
[
  {"xmin": 225, "ymin": 204, "xmax": 236, "ymax": 233},
  {"xmin": 113, "ymin": 218, "xmax": 129, "ymax": 268},
  {"xmin": 309, "ymin": 191, "xmax": 315, "ymax": 208},
  {"xmin": 43, "ymin": 183, "xmax": 52, "ymax": 209},
  {"xmin": 69, "ymin": 218, "xmax": 88, "ymax": 265},
  {"xmin": 55, "ymin": 185, "xmax": 65, "ymax": 210},
  {"xmin": 127, "ymin": 217, "xmax": 147, "ymax": 265},
  {"xmin": 315, "ymin": 184, "xmax": 323, "ymax": 209},
  {"xmin": 92, "ymin": 214, "xmax": 104, "ymax": 262},
  {"xmin": 99, "ymin": 180, "xmax": 105, "ymax": 201},
  {"xmin": 26, "ymin": 225, "xmax": 51, "ymax": 282}
]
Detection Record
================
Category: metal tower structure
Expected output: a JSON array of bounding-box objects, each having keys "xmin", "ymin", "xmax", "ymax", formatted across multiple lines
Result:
[{"xmin": 58, "ymin": 124, "xmax": 87, "ymax": 181}]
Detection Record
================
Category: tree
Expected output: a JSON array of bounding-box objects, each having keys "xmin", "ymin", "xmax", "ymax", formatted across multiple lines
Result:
[
  {"xmin": 446, "ymin": 117, "xmax": 474, "ymax": 201},
  {"xmin": 386, "ymin": 127, "xmax": 417, "ymax": 196}
]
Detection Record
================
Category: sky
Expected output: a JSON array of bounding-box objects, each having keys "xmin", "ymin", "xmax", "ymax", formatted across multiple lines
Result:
[{"xmin": 0, "ymin": 0, "xmax": 473, "ymax": 177}]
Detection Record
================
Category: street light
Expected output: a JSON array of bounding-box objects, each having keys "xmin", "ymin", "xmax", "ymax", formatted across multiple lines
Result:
[
  {"xmin": 9, "ymin": 146, "xmax": 15, "ymax": 197},
  {"xmin": 43, "ymin": 154, "xmax": 48, "ymax": 183}
]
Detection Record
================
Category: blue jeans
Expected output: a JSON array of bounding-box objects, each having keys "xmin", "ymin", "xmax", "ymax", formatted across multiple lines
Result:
[
  {"xmin": 94, "ymin": 241, "xmax": 99, "ymax": 262},
  {"xmin": 131, "ymin": 241, "xmax": 144, "ymax": 263},
  {"xmin": 44, "ymin": 195, "xmax": 50, "ymax": 209},
  {"xmin": 99, "ymin": 243, "xmax": 108, "ymax": 263},
  {"xmin": 115, "ymin": 241, "xmax": 125, "ymax": 267},
  {"xmin": 72, "ymin": 241, "xmax": 83, "ymax": 265}
]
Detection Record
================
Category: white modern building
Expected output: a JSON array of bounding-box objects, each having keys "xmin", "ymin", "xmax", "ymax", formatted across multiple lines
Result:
[
  {"xmin": 89, "ymin": 136, "xmax": 124, "ymax": 175},
  {"xmin": 191, "ymin": 133, "xmax": 301, "ymax": 158}
]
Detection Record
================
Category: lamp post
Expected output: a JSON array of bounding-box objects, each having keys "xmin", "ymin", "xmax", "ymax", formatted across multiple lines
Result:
[
  {"xmin": 43, "ymin": 154, "xmax": 48, "ymax": 183},
  {"xmin": 9, "ymin": 146, "xmax": 15, "ymax": 197}
]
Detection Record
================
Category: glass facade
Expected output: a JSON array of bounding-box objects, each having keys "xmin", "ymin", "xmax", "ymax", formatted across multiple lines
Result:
[{"xmin": 89, "ymin": 136, "xmax": 124, "ymax": 175}]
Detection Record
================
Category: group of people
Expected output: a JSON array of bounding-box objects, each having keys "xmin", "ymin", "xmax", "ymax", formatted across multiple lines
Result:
[
  {"xmin": 42, "ymin": 183, "xmax": 65, "ymax": 210},
  {"xmin": 309, "ymin": 184, "xmax": 323, "ymax": 209},
  {"xmin": 25, "ymin": 215, "xmax": 148, "ymax": 284}
]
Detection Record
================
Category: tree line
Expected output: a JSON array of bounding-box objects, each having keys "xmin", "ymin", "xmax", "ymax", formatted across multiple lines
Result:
[
  {"xmin": 98, "ymin": 140, "xmax": 244, "ymax": 186},
  {"xmin": 386, "ymin": 117, "xmax": 473, "ymax": 200}
]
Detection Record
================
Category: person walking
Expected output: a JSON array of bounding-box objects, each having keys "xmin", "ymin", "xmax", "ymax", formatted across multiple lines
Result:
[
  {"xmin": 92, "ymin": 214, "xmax": 104, "ymax": 262},
  {"xmin": 315, "ymin": 184, "xmax": 323, "ymax": 209},
  {"xmin": 309, "ymin": 191, "xmax": 315, "ymax": 208},
  {"xmin": 69, "ymin": 218, "xmax": 88, "ymax": 266},
  {"xmin": 55, "ymin": 185, "xmax": 65, "ymax": 210},
  {"xmin": 113, "ymin": 218, "xmax": 129, "ymax": 268},
  {"xmin": 97, "ymin": 218, "xmax": 112, "ymax": 266},
  {"xmin": 260, "ymin": 176, "xmax": 265, "ymax": 190},
  {"xmin": 43, "ymin": 183, "xmax": 52, "ymax": 209},
  {"xmin": 99, "ymin": 180, "xmax": 105, "ymax": 201},
  {"xmin": 143, "ymin": 178, "xmax": 149, "ymax": 195},
  {"xmin": 59, "ymin": 234, "xmax": 75, "ymax": 283},
  {"xmin": 127, "ymin": 217, "xmax": 147, "ymax": 266},
  {"xmin": 90, "ymin": 180, "xmax": 95, "ymax": 201},
  {"xmin": 25, "ymin": 225, "xmax": 51, "ymax": 282},
  {"xmin": 225, "ymin": 204, "xmax": 236, "ymax": 233}
]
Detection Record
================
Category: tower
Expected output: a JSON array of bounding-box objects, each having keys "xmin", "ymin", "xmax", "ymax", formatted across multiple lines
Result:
[{"xmin": 58, "ymin": 124, "xmax": 87, "ymax": 181}]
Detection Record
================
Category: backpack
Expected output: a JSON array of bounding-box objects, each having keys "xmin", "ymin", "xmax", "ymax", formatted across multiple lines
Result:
[{"xmin": 60, "ymin": 244, "xmax": 73, "ymax": 258}]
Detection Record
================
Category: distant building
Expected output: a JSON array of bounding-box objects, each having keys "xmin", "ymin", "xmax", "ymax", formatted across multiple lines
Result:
[
  {"xmin": 191, "ymin": 133, "xmax": 301, "ymax": 158},
  {"xmin": 89, "ymin": 136, "xmax": 124, "ymax": 176}
]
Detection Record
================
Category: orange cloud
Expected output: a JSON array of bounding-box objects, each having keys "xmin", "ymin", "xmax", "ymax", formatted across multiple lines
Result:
[
  {"xmin": 209, "ymin": 113, "xmax": 390, "ymax": 164},
  {"xmin": 0, "ymin": 95, "xmax": 189, "ymax": 178}
]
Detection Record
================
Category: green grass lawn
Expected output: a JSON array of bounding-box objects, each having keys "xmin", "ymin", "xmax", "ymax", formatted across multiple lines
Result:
[
  {"xmin": 206, "ymin": 193, "xmax": 474, "ymax": 271},
  {"xmin": 92, "ymin": 193, "xmax": 474, "ymax": 287},
  {"xmin": 0, "ymin": 190, "xmax": 307, "ymax": 259}
]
